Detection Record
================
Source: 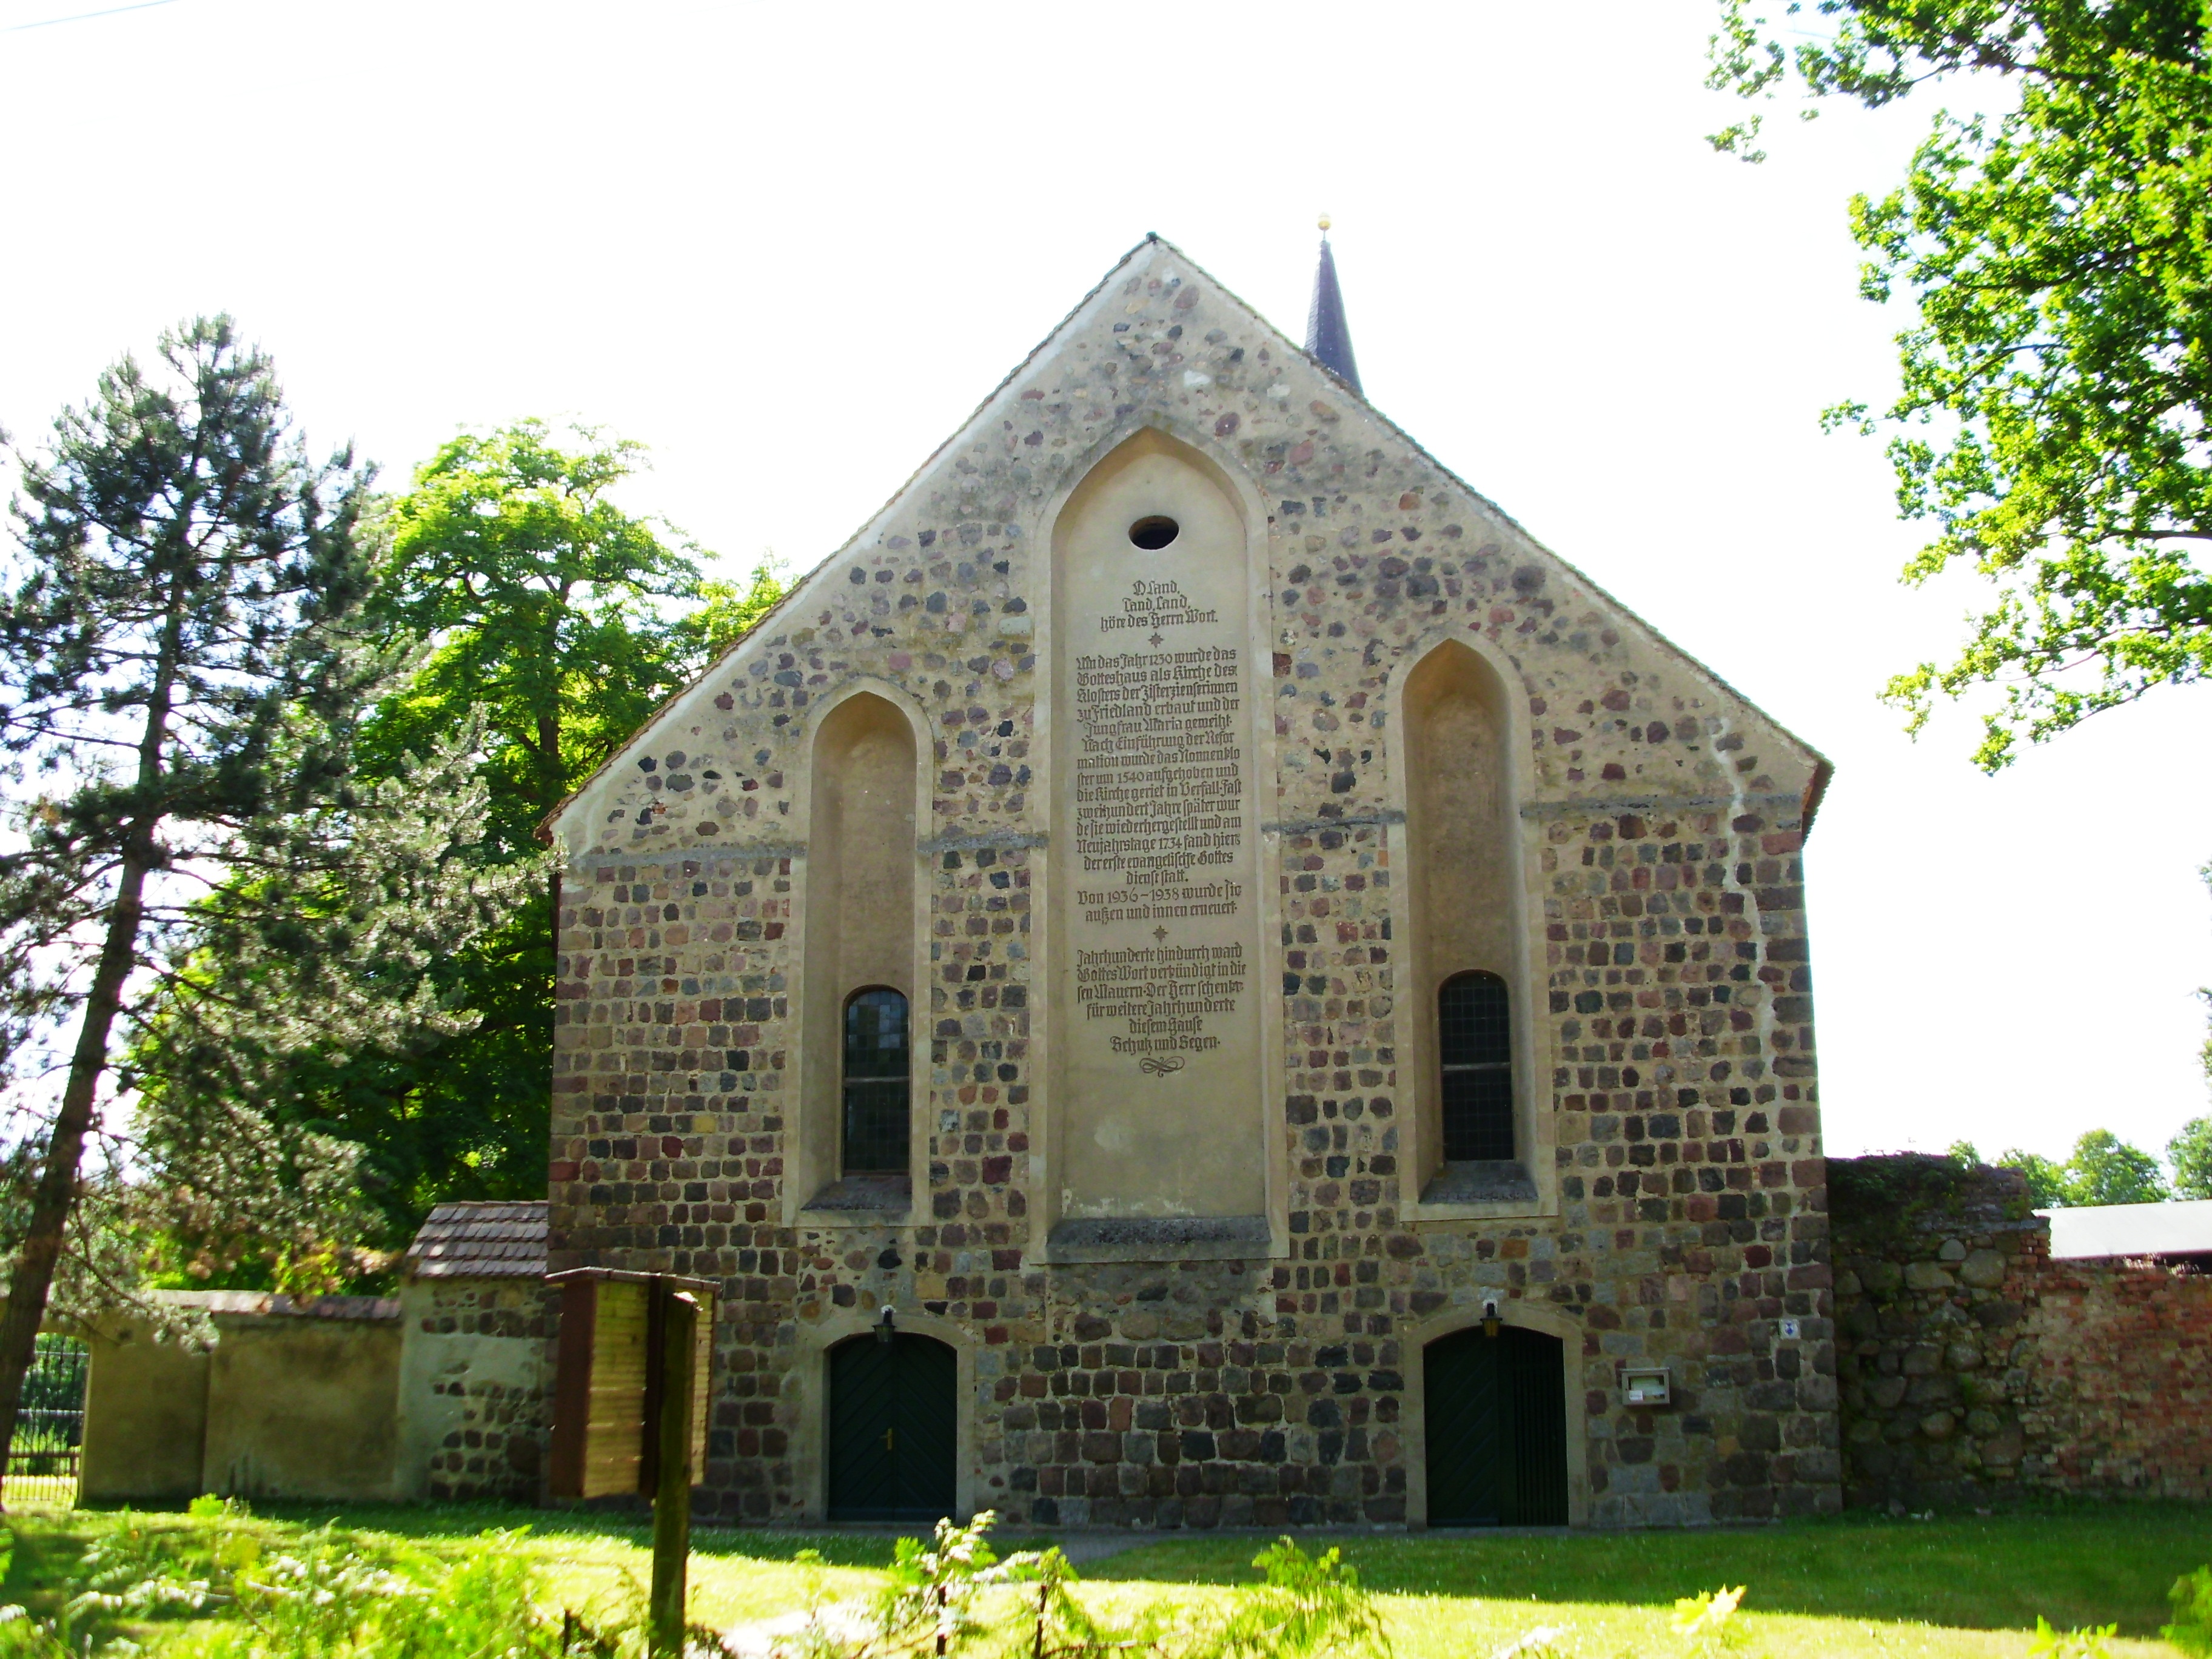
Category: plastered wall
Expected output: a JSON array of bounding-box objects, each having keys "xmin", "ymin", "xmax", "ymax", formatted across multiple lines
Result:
[
  {"xmin": 546, "ymin": 238, "xmax": 1836, "ymax": 1528},
  {"xmin": 794, "ymin": 689, "xmax": 922, "ymax": 1209},
  {"xmin": 1402, "ymin": 639, "xmax": 1525, "ymax": 1198},
  {"xmin": 82, "ymin": 1297, "xmax": 402, "ymax": 1505},
  {"xmin": 82, "ymin": 1284, "xmax": 551, "ymax": 1508},
  {"xmin": 82, "ymin": 1323, "xmax": 211, "ymax": 1504}
]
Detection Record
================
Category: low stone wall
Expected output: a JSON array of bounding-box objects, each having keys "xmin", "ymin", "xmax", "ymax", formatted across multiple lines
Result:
[
  {"xmin": 84, "ymin": 1292, "xmax": 403, "ymax": 1505},
  {"xmin": 1830, "ymin": 1155, "xmax": 2212, "ymax": 1509},
  {"xmin": 87, "ymin": 1278, "xmax": 555, "ymax": 1507}
]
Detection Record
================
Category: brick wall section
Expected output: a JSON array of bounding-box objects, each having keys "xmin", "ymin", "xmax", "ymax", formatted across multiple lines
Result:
[
  {"xmin": 1830, "ymin": 1155, "xmax": 2212, "ymax": 1508},
  {"xmin": 547, "ymin": 240, "xmax": 1839, "ymax": 1528},
  {"xmin": 2026, "ymin": 1253, "xmax": 2212, "ymax": 1498}
]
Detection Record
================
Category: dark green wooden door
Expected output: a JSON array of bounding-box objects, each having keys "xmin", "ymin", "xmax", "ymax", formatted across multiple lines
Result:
[
  {"xmin": 827, "ymin": 1333, "xmax": 957, "ymax": 1521},
  {"xmin": 1424, "ymin": 1326, "xmax": 1567, "ymax": 1526}
]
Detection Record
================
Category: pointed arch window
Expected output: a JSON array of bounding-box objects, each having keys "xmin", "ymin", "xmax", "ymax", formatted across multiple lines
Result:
[
  {"xmin": 1439, "ymin": 971, "xmax": 1514, "ymax": 1162},
  {"xmin": 842, "ymin": 988, "xmax": 910, "ymax": 1175}
]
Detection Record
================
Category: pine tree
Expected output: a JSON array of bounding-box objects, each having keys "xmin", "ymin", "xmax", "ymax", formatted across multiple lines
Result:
[{"xmin": 0, "ymin": 317, "xmax": 528, "ymax": 1502}]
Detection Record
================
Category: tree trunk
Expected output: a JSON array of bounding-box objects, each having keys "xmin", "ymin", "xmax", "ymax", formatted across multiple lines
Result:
[
  {"xmin": 0, "ymin": 581, "xmax": 183, "ymax": 1510},
  {"xmin": 0, "ymin": 845, "xmax": 155, "ymax": 1510}
]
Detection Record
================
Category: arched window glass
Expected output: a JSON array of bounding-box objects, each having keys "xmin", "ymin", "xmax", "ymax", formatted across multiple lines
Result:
[
  {"xmin": 842, "ymin": 988, "xmax": 910, "ymax": 1174},
  {"xmin": 1439, "ymin": 971, "xmax": 1513, "ymax": 1161}
]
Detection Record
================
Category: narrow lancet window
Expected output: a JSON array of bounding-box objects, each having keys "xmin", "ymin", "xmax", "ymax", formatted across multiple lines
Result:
[
  {"xmin": 841, "ymin": 988, "xmax": 910, "ymax": 1175},
  {"xmin": 1439, "ymin": 971, "xmax": 1513, "ymax": 1161}
]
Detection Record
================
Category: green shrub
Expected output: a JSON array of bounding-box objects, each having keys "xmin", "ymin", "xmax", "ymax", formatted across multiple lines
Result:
[
  {"xmin": 2166, "ymin": 1567, "xmax": 2212, "ymax": 1658},
  {"xmin": 0, "ymin": 1607, "xmax": 76, "ymax": 1659}
]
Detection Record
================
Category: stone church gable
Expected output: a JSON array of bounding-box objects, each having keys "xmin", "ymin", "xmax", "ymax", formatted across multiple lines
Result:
[
  {"xmin": 545, "ymin": 233, "xmax": 1838, "ymax": 1532},
  {"xmin": 545, "ymin": 235, "xmax": 1826, "ymax": 862}
]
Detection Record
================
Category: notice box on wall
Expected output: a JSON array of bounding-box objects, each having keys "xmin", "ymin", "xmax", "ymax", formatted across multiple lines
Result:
[{"xmin": 548, "ymin": 1270, "xmax": 717, "ymax": 1500}]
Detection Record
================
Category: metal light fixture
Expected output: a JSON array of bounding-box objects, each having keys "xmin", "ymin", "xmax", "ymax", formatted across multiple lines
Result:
[
  {"xmin": 1482, "ymin": 1298, "xmax": 1501, "ymax": 1339},
  {"xmin": 875, "ymin": 1305, "xmax": 897, "ymax": 1346}
]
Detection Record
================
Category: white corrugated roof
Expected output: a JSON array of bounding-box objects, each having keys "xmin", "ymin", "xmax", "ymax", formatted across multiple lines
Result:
[{"xmin": 2042, "ymin": 1198, "xmax": 2212, "ymax": 1259}]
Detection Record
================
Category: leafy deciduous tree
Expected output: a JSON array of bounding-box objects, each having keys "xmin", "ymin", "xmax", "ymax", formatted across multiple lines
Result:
[
  {"xmin": 1708, "ymin": 0, "xmax": 2211, "ymax": 770},
  {"xmin": 2059, "ymin": 1126, "xmax": 2171, "ymax": 1205},
  {"xmin": 247, "ymin": 422, "xmax": 783, "ymax": 1230},
  {"xmin": 2168, "ymin": 1113, "xmax": 2212, "ymax": 1199},
  {"xmin": 1957, "ymin": 1127, "xmax": 2171, "ymax": 1204},
  {"xmin": 1994, "ymin": 1145, "xmax": 2072, "ymax": 1207}
]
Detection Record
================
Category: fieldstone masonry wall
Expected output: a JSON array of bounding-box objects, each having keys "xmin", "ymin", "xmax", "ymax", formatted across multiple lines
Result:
[
  {"xmin": 545, "ymin": 237, "xmax": 1840, "ymax": 1528},
  {"xmin": 1830, "ymin": 1155, "xmax": 2212, "ymax": 1509},
  {"xmin": 398, "ymin": 1278, "xmax": 555, "ymax": 1503}
]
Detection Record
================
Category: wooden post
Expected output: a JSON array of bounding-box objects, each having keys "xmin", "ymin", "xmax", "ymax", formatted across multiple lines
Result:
[{"xmin": 649, "ymin": 1287, "xmax": 698, "ymax": 1657}]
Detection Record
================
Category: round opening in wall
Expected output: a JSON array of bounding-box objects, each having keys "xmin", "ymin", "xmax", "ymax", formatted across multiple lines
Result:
[{"xmin": 1128, "ymin": 515, "xmax": 1179, "ymax": 550}]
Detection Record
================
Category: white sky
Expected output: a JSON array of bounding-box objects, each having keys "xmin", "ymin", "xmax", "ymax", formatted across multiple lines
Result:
[{"xmin": 2, "ymin": 0, "xmax": 2206, "ymax": 1163}]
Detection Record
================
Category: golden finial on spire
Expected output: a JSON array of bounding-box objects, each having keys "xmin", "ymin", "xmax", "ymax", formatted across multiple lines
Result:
[{"xmin": 1318, "ymin": 212, "xmax": 1332, "ymax": 234}]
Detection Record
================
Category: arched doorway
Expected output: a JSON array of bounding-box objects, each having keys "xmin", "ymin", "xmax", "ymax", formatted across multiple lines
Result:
[
  {"xmin": 1424, "ymin": 1324, "xmax": 1568, "ymax": 1526},
  {"xmin": 826, "ymin": 1332, "xmax": 957, "ymax": 1522}
]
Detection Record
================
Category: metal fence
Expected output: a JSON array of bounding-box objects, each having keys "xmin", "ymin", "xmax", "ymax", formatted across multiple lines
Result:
[{"xmin": 7, "ymin": 1333, "xmax": 87, "ymax": 1507}]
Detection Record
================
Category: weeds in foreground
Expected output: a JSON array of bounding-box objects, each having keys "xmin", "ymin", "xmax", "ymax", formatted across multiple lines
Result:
[
  {"xmin": 2027, "ymin": 1617, "xmax": 2116, "ymax": 1658},
  {"xmin": 0, "ymin": 1507, "xmax": 1395, "ymax": 1659},
  {"xmin": 2168, "ymin": 1567, "xmax": 2212, "ymax": 1658},
  {"xmin": 0, "ymin": 1500, "xmax": 667, "ymax": 1658},
  {"xmin": 1669, "ymin": 1586, "xmax": 1747, "ymax": 1657},
  {"xmin": 1, "ymin": 1506, "xmax": 2197, "ymax": 1659},
  {"xmin": 761, "ymin": 1515, "xmax": 1389, "ymax": 1659}
]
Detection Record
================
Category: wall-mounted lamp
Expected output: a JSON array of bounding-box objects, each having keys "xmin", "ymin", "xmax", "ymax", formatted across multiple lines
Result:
[
  {"xmin": 875, "ymin": 1305, "xmax": 897, "ymax": 1346},
  {"xmin": 1482, "ymin": 1298, "xmax": 1501, "ymax": 1339}
]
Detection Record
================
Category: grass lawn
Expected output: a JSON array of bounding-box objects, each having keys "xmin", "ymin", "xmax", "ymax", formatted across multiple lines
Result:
[
  {"xmin": 0, "ymin": 1498, "xmax": 2202, "ymax": 1655},
  {"xmin": 1084, "ymin": 1505, "xmax": 2212, "ymax": 1657}
]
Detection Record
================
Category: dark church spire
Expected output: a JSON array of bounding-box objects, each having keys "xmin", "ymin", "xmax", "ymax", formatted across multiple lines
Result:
[{"xmin": 1304, "ymin": 215, "xmax": 1362, "ymax": 395}]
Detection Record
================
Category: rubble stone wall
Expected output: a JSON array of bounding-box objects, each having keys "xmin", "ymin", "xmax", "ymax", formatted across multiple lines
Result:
[
  {"xmin": 397, "ymin": 1278, "xmax": 555, "ymax": 1504},
  {"xmin": 1830, "ymin": 1155, "xmax": 2212, "ymax": 1508}
]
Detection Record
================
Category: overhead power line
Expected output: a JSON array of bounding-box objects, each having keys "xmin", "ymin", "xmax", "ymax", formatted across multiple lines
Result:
[{"xmin": 4, "ymin": 0, "xmax": 179, "ymax": 33}]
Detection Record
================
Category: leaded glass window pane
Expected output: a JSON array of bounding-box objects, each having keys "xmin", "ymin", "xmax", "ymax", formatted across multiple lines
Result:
[
  {"xmin": 842, "ymin": 988, "xmax": 910, "ymax": 1173},
  {"xmin": 1439, "ymin": 971, "xmax": 1513, "ymax": 1162}
]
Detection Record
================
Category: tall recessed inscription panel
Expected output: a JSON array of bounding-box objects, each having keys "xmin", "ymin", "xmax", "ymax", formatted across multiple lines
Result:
[{"xmin": 1051, "ymin": 431, "xmax": 1264, "ymax": 1226}]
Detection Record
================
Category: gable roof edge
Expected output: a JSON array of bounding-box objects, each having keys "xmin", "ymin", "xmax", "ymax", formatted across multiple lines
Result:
[
  {"xmin": 1176, "ymin": 252, "xmax": 1835, "ymax": 830},
  {"xmin": 543, "ymin": 233, "xmax": 1834, "ymax": 843},
  {"xmin": 539, "ymin": 235, "xmax": 1175, "ymax": 845}
]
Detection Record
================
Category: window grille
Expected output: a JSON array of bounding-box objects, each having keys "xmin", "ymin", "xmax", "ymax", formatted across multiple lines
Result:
[
  {"xmin": 842, "ymin": 988, "xmax": 911, "ymax": 1174},
  {"xmin": 1439, "ymin": 970, "xmax": 1514, "ymax": 1161}
]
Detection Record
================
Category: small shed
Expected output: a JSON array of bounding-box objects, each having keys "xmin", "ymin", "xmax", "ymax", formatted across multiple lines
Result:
[{"xmin": 396, "ymin": 1199, "xmax": 555, "ymax": 1501}]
